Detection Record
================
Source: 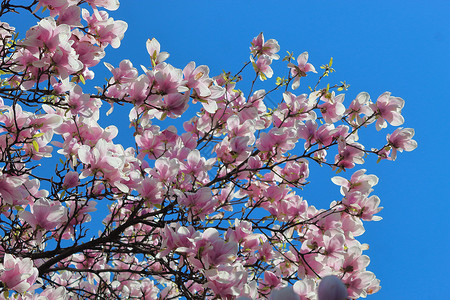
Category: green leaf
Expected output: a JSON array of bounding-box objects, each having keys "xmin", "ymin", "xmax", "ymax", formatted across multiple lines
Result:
[
  {"xmin": 79, "ymin": 74, "xmax": 85, "ymax": 85},
  {"xmin": 32, "ymin": 140, "xmax": 39, "ymax": 152},
  {"xmin": 33, "ymin": 132, "xmax": 45, "ymax": 138}
]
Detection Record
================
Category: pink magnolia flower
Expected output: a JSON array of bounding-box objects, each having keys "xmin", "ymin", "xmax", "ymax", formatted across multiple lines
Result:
[
  {"xmin": 332, "ymin": 169, "xmax": 378, "ymax": 197},
  {"xmin": 187, "ymin": 228, "xmax": 238, "ymax": 271},
  {"xmin": 250, "ymin": 32, "xmax": 280, "ymax": 60},
  {"xmin": 335, "ymin": 142, "xmax": 365, "ymax": 170},
  {"xmin": 33, "ymin": 286, "xmax": 69, "ymax": 299},
  {"xmin": 281, "ymin": 92, "xmax": 316, "ymax": 120},
  {"xmin": 318, "ymin": 92, "xmax": 346, "ymax": 124},
  {"xmin": 146, "ymin": 37, "xmax": 169, "ymax": 67},
  {"xmin": 135, "ymin": 127, "xmax": 166, "ymax": 160},
  {"xmin": 260, "ymin": 271, "xmax": 281, "ymax": 292},
  {"xmin": 318, "ymin": 275, "xmax": 348, "ymax": 300},
  {"xmin": 0, "ymin": 21, "xmax": 14, "ymax": 39},
  {"xmin": 20, "ymin": 198, "xmax": 68, "ymax": 230},
  {"xmin": 35, "ymin": 0, "xmax": 73, "ymax": 18},
  {"xmin": 67, "ymin": 85, "xmax": 101, "ymax": 117},
  {"xmin": 226, "ymin": 219, "xmax": 253, "ymax": 243},
  {"xmin": 57, "ymin": 5, "xmax": 82, "ymax": 27},
  {"xmin": 357, "ymin": 195, "xmax": 383, "ymax": 221},
  {"xmin": 0, "ymin": 254, "xmax": 39, "ymax": 293},
  {"xmin": 371, "ymin": 92, "xmax": 405, "ymax": 130},
  {"xmin": 238, "ymin": 285, "xmax": 307, "ymax": 300},
  {"xmin": 339, "ymin": 246, "xmax": 370, "ymax": 278},
  {"xmin": 257, "ymin": 127, "xmax": 297, "ymax": 154},
  {"xmin": 16, "ymin": 17, "xmax": 83, "ymax": 80},
  {"xmin": 227, "ymin": 115, "xmax": 256, "ymax": 140},
  {"xmin": 251, "ymin": 54, "xmax": 274, "ymax": 81},
  {"xmin": 314, "ymin": 148, "xmax": 328, "ymax": 163},
  {"xmin": 178, "ymin": 188, "xmax": 217, "ymax": 221},
  {"xmin": 297, "ymin": 120, "xmax": 318, "ymax": 149},
  {"xmin": 161, "ymin": 92, "xmax": 190, "ymax": 118},
  {"xmin": 280, "ymin": 159, "xmax": 309, "ymax": 185},
  {"xmin": 125, "ymin": 74, "xmax": 151, "ymax": 107},
  {"xmin": 105, "ymin": 59, "xmax": 138, "ymax": 84},
  {"xmin": 204, "ymin": 264, "xmax": 247, "ymax": 298},
  {"xmin": 181, "ymin": 149, "xmax": 214, "ymax": 183},
  {"xmin": 156, "ymin": 224, "xmax": 196, "ymax": 258},
  {"xmin": 0, "ymin": 171, "xmax": 27, "ymax": 206},
  {"xmin": 365, "ymin": 278, "xmax": 381, "ymax": 296},
  {"xmin": 315, "ymin": 123, "xmax": 336, "ymax": 147},
  {"xmin": 78, "ymin": 139, "xmax": 130, "ymax": 192},
  {"xmin": 387, "ymin": 127, "xmax": 417, "ymax": 160},
  {"xmin": 322, "ymin": 232, "xmax": 345, "ymax": 265},
  {"xmin": 374, "ymin": 145, "xmax": 392, "ymax": 161},
  {"xmin": 136, "ymin": 177, "xmax": 163, "ymax": 206},
  {"xmin": 346, "ymin": 92, "xmax": 374, "ymax": 126},
  {"xmin": 148, "ymin": 157, "xmax": 180, "ymax": 184},
  {"xmin": 70, "ymin": 29, "xmax": 106, "ymax": 68},
  {"xmin": 152, "ymin": 62, "xmax": 188, "ymax": 95},
  {"xmin": 344, "ymin": 271, "xmax": 376, "ymax": 299},
  {"xmin": 183, "ymin": 61, "xmax": 213, "ymax": 98},
  {"xmin": 281, "ymin": 194, "xmax": 309, "ymax": 221},
  {"xmin": 82, "ymin": 9, "xmax": 127, "ymax": 48},
  {"xmin": 85, "ymin": 0, "xmax": 120, "ymax": 11},
  {"xmin": 293, "ymin": 279, "xmax": 317, "ymax": 300},
  {"xmin": 62, "ymin": 171, "xmax": 79, "ymax": 189},
  {"xmin": 288, "ymin": 52, "xmax": 317, "ymax": 90}
]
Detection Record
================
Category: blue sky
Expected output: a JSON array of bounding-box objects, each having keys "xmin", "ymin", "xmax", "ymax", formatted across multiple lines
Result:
[
  {"xmin": 104, "ymin": 1, "xmax": 449, "ymax": 298},
  {"xmin": 4, "ymin": 0, "xmax": 450, "ymax": 299}
]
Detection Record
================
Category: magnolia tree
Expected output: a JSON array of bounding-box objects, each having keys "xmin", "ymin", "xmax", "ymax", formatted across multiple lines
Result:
[{"xmin": 0, "ymin": 1, "xmax": 417, "ymax": 299}]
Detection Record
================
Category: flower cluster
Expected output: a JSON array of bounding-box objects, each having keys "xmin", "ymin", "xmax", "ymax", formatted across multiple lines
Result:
[{"xmin": 0, "ymin": 1, "xmax": 416, "ymax": 299}]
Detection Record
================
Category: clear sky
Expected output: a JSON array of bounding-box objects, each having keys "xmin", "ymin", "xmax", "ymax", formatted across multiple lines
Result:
[{"xmin": 5, "ymin": 0, "xmax": 450, "ymax": 299}]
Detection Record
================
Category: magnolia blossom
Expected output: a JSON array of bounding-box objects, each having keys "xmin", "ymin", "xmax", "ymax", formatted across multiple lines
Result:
[
  {"xmin": 146, "ymin": 37, "xmax": 169, "ymax": 67},
  {"xmin": 82, "ymin": 8, "xmax": 127, "ymax": 48},
  {"xmin": 372, "ymin": 92, "xmax": 405, "ymax": 130},
  {"xmin": 346, "ymin": 92, "xmax": 374, "ymax": 126},
  {"xmin": 250, "ymin": 32, "xmax": 280, "ymax": 60},
  {"xmin": 0, "ymin": 21, "xmax": 14, "ymax": 39},
  {"xmin": 20, "ymin": 198, "xmax": 68, "ymax": 230},
  {"xmin": 288, "ymin": 52, "xmax": 317, "ymax": 89},
  {"xmin": 387, "ymin": 127, "xmax": 417, "ymax": 160},
  {"xmin": 14, "ymin": 17, "xmax": 83, "ymax": 81},
  {"xmin": 319, "ymin": 92, "xmax": 346, "ymax": 124},
  {"xmin": 62, "ymin": 171, "xmax": 80, "ymax": 189},
  {"xmin": 251, "ymin": 54, "xmax": 274, "ymax": 80},
  {"xmin": 0, "ymin": 254, "xmax": 39, "ymax": 293}
]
